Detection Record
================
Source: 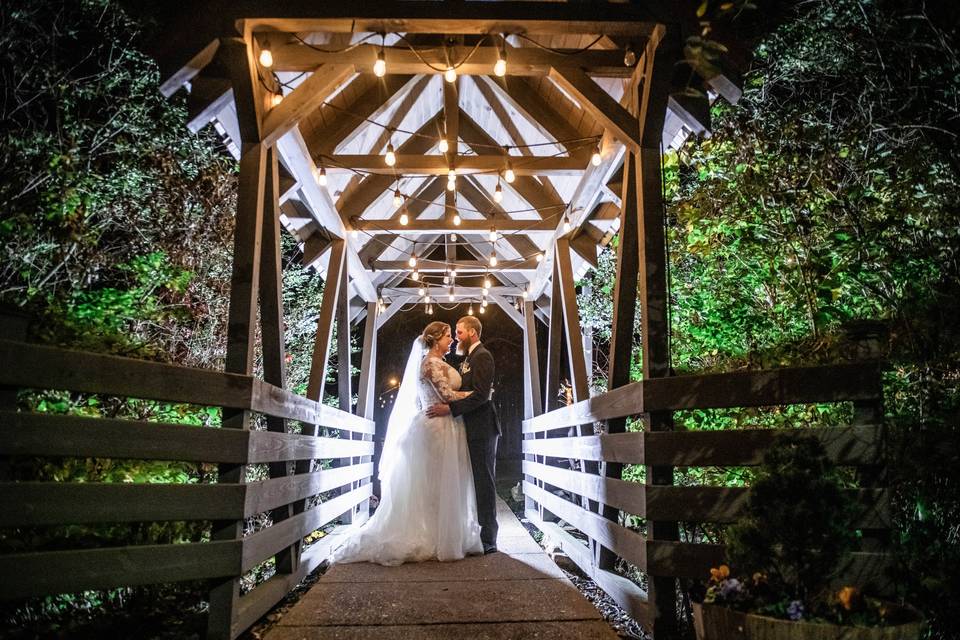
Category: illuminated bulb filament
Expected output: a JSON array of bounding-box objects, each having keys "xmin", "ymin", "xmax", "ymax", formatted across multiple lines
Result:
[
  {"xmin": 384, "ymin": 144, "xmax": 396, "ymax": 167},
  {"xmin": 489, "ymin": 228, "xmax": 497, "ymax": 242},
  {"xmin": 522, "ymin": 287, "xmax": 529, "ymax": 299},
  {"xmin": 393, "ymin": 190, "xmax": 403, "ymax": 208},
  {"xmin": 493, "ymin": 182, "xmax": 503, "ymax": 203},
  {"xmin": 452, "ymin": 214, "xmax": 461, "ymax": 226},
  {"xmin": 400, "ymin": 212, "xmax": 409, "ymax": 225},
  {"xmin": 494, "ymin": 55, "xmax": 506, "ymax": 77},
  {"xmin": 315, "ymin": 166, "xmax": 327, "ymax": 186},
  {"xmin": 424, "ymin": 295, "xmax": 431, "ymax": 304},
  {"xmin": 504, "ymin": 165, "xmax": 515, "ymax": 183},
  {"xmin": 374, "ymin": 50, "xmax": 386, "ymax": 77},
  {"xmin": 438, "ymin": 138, "xmax": 449, "ymax": 154},
  {"xmin": 484, "ymin": 277, "xmax": 492, "ymax": 289},
  {"xmin": 489, "ymin": 252, "xmax": 498, "ymax": 267},
  {"xmin": 444, "ymin": 66, "xmax": 457, "ymax": 83},
  {"xmin": 411, "ymin": 269, "xmax": 419, "ymax": 281},
  {"xmin": 591, "ymin": 146, "xmax": 602, "ymax": 166},
  {"xmin": 259, "ymin": 49, "xmax": 274, "ymax": 68},
  {"xmin": 418, "ymin": 287, "xmax": 426, "ymax": 297},
  {"xmin": 450, "ymin": 233, "xmax": 457, "ymax": 242},
  {"xmin": 408, "ymin": 255, "xmax": 417, "ymax": 268}
]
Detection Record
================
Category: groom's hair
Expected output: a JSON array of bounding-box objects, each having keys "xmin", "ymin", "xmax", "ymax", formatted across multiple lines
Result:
[{"xmin": 457, "ymin": 316, "xmax": 482, "ymax": 337}]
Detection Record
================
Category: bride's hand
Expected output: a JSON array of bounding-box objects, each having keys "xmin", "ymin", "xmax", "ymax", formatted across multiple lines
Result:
[{"xmin": 425, "ymin": 403, "xmax": 451, "ymax": 417}]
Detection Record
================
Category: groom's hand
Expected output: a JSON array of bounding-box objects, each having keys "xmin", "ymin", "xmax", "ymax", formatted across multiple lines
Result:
[{"xmin": 426, "ymin": 403, "xmax": 451, "ymax": 417}]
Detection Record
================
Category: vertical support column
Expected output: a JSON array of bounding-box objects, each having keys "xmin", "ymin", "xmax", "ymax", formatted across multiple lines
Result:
[
  {"xmin": 636, "ymin": 28, "xmax": 681, "ymax": 640},
  {"xmin": 0, "ymin": 309, "xmax": 29, "ymax": 482},
  {"xmin": 258, "ymin": 146, "xmax": 297, "ymax": 575},
  {"xmin": 545, "ymin": 267, "xmax": 564, "ymax": 413},
  {"xmin": 353, "ymin": 302, "xmax": 379, "ymax": 523},
  {"xmin": 522, "ymin": 301, "xmax": 543, "ymax": 514},
  {"xmin": 334, "ymin": 264, "xmax": 357, "ymax": 524}
]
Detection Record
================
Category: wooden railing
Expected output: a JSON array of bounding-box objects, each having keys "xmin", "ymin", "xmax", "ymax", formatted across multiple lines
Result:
[
  {"xmin": 522, "ymin": 362, "xmax": 889, "ymax": 631},
  {"xmin": 0, "ymin": 338, "xmax": 375, "ymax": 639}
]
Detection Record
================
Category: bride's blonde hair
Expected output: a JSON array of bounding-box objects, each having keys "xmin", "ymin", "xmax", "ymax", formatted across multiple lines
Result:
[{"xmin": 421, "ymin": 321, "xmax": 451, "ymax": 349}]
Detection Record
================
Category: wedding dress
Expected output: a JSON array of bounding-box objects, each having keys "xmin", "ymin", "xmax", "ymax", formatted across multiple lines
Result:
[{"xmin": 330, "ymin": 341, "xmax": 483, "ymax": 566}]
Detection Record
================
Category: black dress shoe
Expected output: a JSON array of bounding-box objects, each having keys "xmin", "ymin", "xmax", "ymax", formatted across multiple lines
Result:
[{"xmin": 483, "ymin": 544, "xmax": 499, "ymax": 555}]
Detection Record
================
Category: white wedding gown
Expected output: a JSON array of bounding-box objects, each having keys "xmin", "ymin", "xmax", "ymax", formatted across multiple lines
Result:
[{"xmin": 330, "ymin": 355, "xmax": 483, "ymax": 565}]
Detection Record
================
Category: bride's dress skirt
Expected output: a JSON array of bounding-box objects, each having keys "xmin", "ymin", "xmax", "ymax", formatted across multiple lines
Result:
[{"xmin": 330, "ymin": 412, "xmax": 483, "ymax": 566}]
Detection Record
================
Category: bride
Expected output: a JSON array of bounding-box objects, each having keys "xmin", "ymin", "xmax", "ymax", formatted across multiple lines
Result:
[{"xmin": 330, "ymin": 321, "xmax": 484, "ymax": 565}]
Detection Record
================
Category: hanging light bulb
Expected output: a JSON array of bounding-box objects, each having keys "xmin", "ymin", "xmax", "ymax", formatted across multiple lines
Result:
[
  {"xmin": 450, "ymin": 233, "xmax": 457, "ymax": 242},
  {"xmin": 428, "ymin": 304, "xmax": 434, "ymax": 315},
  {"xmin": 377, "ymin": 295, "xmax": 384, "ymax": 307},
  {"xmin": 447, "ymin": 168, "xmax": 457, "ymax": 190},
  {"xmin": 493, "ymin": 180, "xmax": 503, "ymax": 203},
  {"xmin": 494, "ymin": 44, "xmax": 507, "ymax": 77},
  {"xmin": 504, "ymin": 163, "xmax": 515, "ymax": 184},
  {"xmin": 483, "ymin": 275, "xmax": 492, "ymax": 290},
  {"xmin": 374, "ymin": 49, "xmax": 387, "ymax": 77},
  {"xmin": 314, "ymin": 166, "xmax": 327, "ymax": 186},
  {"xmin": 418, "ymin": 286, "xmax": 426, "ymax": 297},
  {"xmin": 438, "ymin": 138, "xmax": 449, "ymax": 154},
  {"xmin": 400, "ymin": 212, "xmax": 409, "ymax": 225},
  {"xmin": 489, "ymin": 227, "xmax": 498, "ymax": 242},
  {"xmin": 489, "ymin": 251, "xmax": 498, "ymax": 267},
  {"xmin": 450, "ymin": 267, "xmax": 458, "ymax": 278},
  {"xmin": 259, "ymin": 48, "xmax": 274, "ymax": 68},
  {"xmin": 482, "ymin": 299, "xmax": 488, "ymax": 308},
  {"xmin": 623, "ymin": 44, "xmax": 637, "ymax": 68},
  {"xmin": 452, "ymin": 213, "xmax": 461, "ymax": 226},
  {"xmin": 591, "ymin": 145, "xmax": 602, "ymax": 166},
  {"xmin": 270, "ymin": 92, "xmax": 284, "ymax": 108},
  {"xmin": 563, "ymin": 214, "xmax": 572, "ymax": 233},
  {"xmin": 468, "ymin": 303, "xmax": 474, "ymax": 316},
  {"xmin": 411, "ymin": 268, "xmax": 419, "ymax": 281},
  {"xmin": 445, "ymin": 66, "xmax": 457, "ymax": 83},
  {"xmin": 535, "ymin": 251, "xmax": 544, "ymax": 263},
  {"xmin": 408, "ymin": 253, "xmax": 417, "ymax": 268},
  {"xmin": 448, "ymin": 287, "xmax": 455, "ymax": 301},
  {"xmin": 522, "ymin": 285, "xmax": 529, "ymax": 299},
  {"xmin": 424, "ymin": 294, "xmax": 431, "ymax": 304},
  {"xmin": 393, "ymin": 189, "xmax": 403, "ymax": 208},
  {"xmin": 479, "ymin": 304, "xmax": 486, "ymax": 314},
  {"xmin": 443, "ymin": 275, "xmax": 450, "ymax": 285},
  {"xmin": 384, "ymin": 143, "xmax": 396, "ymax": 167},
  {"xmin": 351, "ymin": 228, "xmax": 359, "ymax": 239}
]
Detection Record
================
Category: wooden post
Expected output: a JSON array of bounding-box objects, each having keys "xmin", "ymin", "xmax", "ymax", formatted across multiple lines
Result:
[
  {"xmin": 522, "ymin": 301, "xmax": 543, "ymax": 514},
  {"xmin": 258, "ymin": 146, "xmax": 298, "ymax": 575},
  {"xmin": 353, "ymin": 302, "xmax": 378, "ymax": 523},
  {"xmin": 545, "ymin": 264, "xmax": 564, "ymax": 413},
  {"xmin": 0, "ymin": 308, "xmax": 29, "ymax": 482},
  {"xmin": 636, "ymin": 28, "xmax": 681, "ymax": 640},
  {"xmin": 334, "ymin": 262, "xmax": 358, "ymax": 524}
]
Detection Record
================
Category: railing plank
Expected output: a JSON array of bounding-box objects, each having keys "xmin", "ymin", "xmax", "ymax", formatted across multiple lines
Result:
[
  {"xmin": 523, "ymin": 363, "xmax": 882, "ymax": 433},
  {"xmin": 523, "ymin": 481, "xmax": 647, "ymax": 570},
  {"xmin": 247, "ymin": 431, "xmax": 374, "ymax": 463},
  {"xmin": 0, "ymin": 541, "xmax": 241, "ymax": 600},
  {"xmin": 251, "ymin": 379, "xmax": 375, "ymax": 434},
  {"xmin": 0, "ymin": 411, "xmax": 250, "ymax": 462},
  {"xmin": 522, "ymin": 432, "xmax": 644, "ymax": 463},
  {"xmin": 522, "ymin": 460, "xmax": 646, "ymax": 516},
  {"xmin": 244, "ymin": 462, "xmax": 374, "ymax": 516},
  {"xmin": 241, "ymin": 483, "xmax": 372, "ymax": 571},
  {"xmin": 0, "ymin": 340, "xmax": 253, "ymax": 409}
]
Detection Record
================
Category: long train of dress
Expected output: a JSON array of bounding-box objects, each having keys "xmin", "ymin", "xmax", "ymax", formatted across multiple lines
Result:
[{"xmin": 330, "ymin": 356, "xmax": 483, "ymax": 565}]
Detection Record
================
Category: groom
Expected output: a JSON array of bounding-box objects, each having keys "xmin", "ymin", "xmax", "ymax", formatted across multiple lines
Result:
[{"xmin": 426, "ymin": 316, "xmax": 501, "ymax": 554}]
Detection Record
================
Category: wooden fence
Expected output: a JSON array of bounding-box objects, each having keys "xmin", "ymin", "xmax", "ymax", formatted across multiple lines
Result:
[
  {"xmin": 522, "ymin": 361, "xmax": 889, "ymax": 631},
  {"xmin": 0, "ymin": 338, "xmax": 374, "ymax": 639}
]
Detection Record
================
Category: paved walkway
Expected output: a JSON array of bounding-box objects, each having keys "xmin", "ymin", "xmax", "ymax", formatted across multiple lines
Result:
[{"xmin": 264, "ymin": 498, "xmax": 618, "ymax": 639}]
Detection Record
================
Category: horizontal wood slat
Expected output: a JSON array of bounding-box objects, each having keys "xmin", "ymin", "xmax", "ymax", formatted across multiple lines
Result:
[
  {"xmin": 523, "ymin": 481, "xmax": 646, "ymax": 571},
  {"xmin": 247, "ymin": 431, "xmax": 374, "ymax": 463},
  {"xmin": 241, "ymin": 483, "xmax": 372, "ymax": 571},
  {"xmin": 251, "ymin": 380, "xmax": 375, "ymax": 434},
  {"xmin": 525, "ymin": 509, "xmax": 652, "ymax": 629},
  {"xmin": 522, "ymin": 460, "xmax": 646, "ymax": 516},
  {"xmin": 646, "ymin": 540, "xmax": 725, "ymax": 578},
  {"xmin": 0, "ymin": 540, "xmax": 241, "ymax": 600},
  {"xmin": 0, "ymin": 411, "xmax": 250, "ymax": 462},
  {"xmin": 522, "ymin": 432, "xmax": 644, "ymax": 463},
  {"xmin": 244, "ymin": 462, "xmax": 374, "ymax": 516},
  {"xmin": 523, "ymin": 363, "xmax": 882, "ymax": 433}
]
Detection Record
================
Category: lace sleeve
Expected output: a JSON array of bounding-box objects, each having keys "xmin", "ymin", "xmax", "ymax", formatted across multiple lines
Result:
[{"xmin": 421, "ymin": 358, "xmax": 469, "ymax": 402}]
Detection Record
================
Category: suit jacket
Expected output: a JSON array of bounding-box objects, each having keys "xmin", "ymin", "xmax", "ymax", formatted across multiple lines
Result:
[{"xmin": 448, "ymin": 343, "xmax": 501, "ymax": 440}]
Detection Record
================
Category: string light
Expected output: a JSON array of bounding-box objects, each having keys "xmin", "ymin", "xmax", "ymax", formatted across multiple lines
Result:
[
  {"xmin": 314, "ymin": 166, "xmax": 327, "ymax": 186},
  {"xmin": 494, "ymin": 40, "xmax": 507, "ymax": 77},
  {"xmin": 522, "ymin": 285, "xmax": 529, "ymax": 299},
  {"xmin": 438, "ymin": 138, "xmax": 449, "ymax": 154},
  {"xmin": 427, "ymin": 303, "xmax": 434, "ymax": 315},
  {"xmin": 443, "ymin": 274, "xmax": 450, "ymax": 285},
  {"xmin": 408, "ymin": 251, "xmax": 418, "ymax": 268},
  {"xmin": 444, "ymin": 66, "xmax": 457, "ymax": 83},
  {"xmin": 448, "ymin": 287, "xmax": 455, "ymax": 301},
  {"xmin": 563, "ymin": 214, "xmax": 572, "ymax": 233},
  {"xmin": 623, "ymin": 44, "xmax": 637, "ymax": 67},
  {"xmin": 393, "ymin": 190, "xmax": 404, "ymax": 208},
  {"xmin": 270, "ymin": 92, "xmax": 284, "ymax": 108},
  {"xmin": 259, "ymin": 48, "xmax": 274, "ymax": 68},
  {"xmin": 418, "ymin": 286, "xmax": 426, "ymax": 296},
  {"xmin": 424, "ymin": 294, "xmax": 431, "ymax": 304},
  {"xmin": 384, "ymin": 143, "xmax": 396, "ymax": 167},
  {"xmin": 489, "ymin": 228, "xmax": 498, "ymax": 242},
  {"xmin": 374, "ymin": 48, "xmax": 387, "ymax": 77},
  {"xmin": 450, "ymin": 267, "xmax": 458, "ymax": 278},
  {"xmin": 483, "ymin": 275, "xmax": 492, "ymax": 290},
  {"xmin": 481, "ymin": 299, "xmax": 488, "ymax": 308},
  {"xmin": 399, "ymin": 212, "xmax": 409, "ymax": 225},
  {"xmin": 450, "ymin": 233, "xmax": 457, "ymax": 242},
  {"xmin": 479, "ymin": 304, "xmax": 486, "ymax": 314},
  {"xmin": 411, "ymin": 268, "xmax": 419, "ymax": 280},
  {"xmin": 351, "ymin": 228, "xmax": 359, "ymax": 239},
  {"xmin": 591, "ymin": 146, "xmax": 602, "ymax": 166},
  {"xmin": 535, "ymin": 252, "xmax": 544, "ymax": 263},
  {"xmin": 493, "ymin": 180, "xmax": 503, "ymax": 203},
  {"xmin": 452, "ymin": 213, "xmax": 461, "ymax": 226},
  {"xmin": 504, "ymin": 163, "xmax": 515, "ymax": 184},
  {"xmin": 447, "ymin": 168, "xmax": 457, "ymax": 191},
  {"xmin": 468, "ymin": 303, "xmax": 474, "ymax": 316},
  {"xmin": 489, "ymin": 251, "xmax": 498, "ymax": 267}
]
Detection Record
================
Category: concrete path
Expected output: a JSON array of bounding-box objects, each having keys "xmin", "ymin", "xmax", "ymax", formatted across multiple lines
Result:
[{"xmin": 264, "ymin": 498, "xmax": 618, "ymax": 639}]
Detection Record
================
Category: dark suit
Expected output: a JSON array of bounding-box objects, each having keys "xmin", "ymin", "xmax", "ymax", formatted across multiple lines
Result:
[{"xmin": 449, "ymin": 343, "xmax": 501, "ymax": 547}]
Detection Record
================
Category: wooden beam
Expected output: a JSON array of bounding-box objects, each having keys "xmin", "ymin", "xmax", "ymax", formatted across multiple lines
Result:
[
  {"xmin": 487, "ymin": 293, "xmax": 524, "ymax": 328},
  {"xmin": 522, "ymin": 301, "xmax": 543, "ymax": 419},
  {"xmin": 306, "ymin": 239, "xmax": 346, "ymax": 404},
  {"xmin": 545, "ymin": 267, "xmax": 563, "ymax": 412},
  {"xmin": 355, "ymin": 218, "xmax": 555, "ymax": 233},
  {"xmin": 160, "ymin": 38, "xmax": 220, "ymax": 98},
  {"xmin": 569, "ymin": 232, "xmax": 599, "ymax": 268},
  {"xmin": 486, "ymin": 75, "xmax": 592, "ymax": 154},
  {"xmin": 324, "ymin": 152, "xmax": 587, "ymax": 174},
  {"xmin": 270, "ymin": 43, "xmax": 634, "ymax": 77},
  {"xmin": 373, "ymin": 259, "xmax": 538, "ymax": 272},
  {"xmin": 554, "ymin": 238, "xmax": 589, "ymax": 403},
  {"xmin": 355, "ymin": 303, "xmax": 379, "ymax": 420},
  {"xmin": 457, "ymin": 179, "xmax": 541, "ymax": 258},
  {"xmin": 376, "ymin": 295, "xmax": 415, "ymax": 329},
  {"xmin": 549, "ymin": 66, "xmax": 642, "ymax": 153},
  {"xmin": 262, "ymin": 64, "xmax": 354, "ymax": 146},
  {"xmin": 336, "ymin": 262, "xmax": 352, "ymax": 413}
]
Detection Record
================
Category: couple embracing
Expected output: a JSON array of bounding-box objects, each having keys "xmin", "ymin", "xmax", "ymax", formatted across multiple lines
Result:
[{"xmin": 331, "ymin": 316, "xmax": 501, "ymax": 565}]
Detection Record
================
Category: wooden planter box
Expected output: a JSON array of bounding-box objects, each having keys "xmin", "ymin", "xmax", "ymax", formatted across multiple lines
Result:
[{"xmin": 692, "ymin": 603, "xmax": 924, "ymax": 640}]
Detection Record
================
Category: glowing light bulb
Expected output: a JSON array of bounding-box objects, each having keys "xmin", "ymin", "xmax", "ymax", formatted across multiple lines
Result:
[
  {"xmin": 424, "ymin": 295, "xmax": 431, "ymax": 304},
  {"xmin": 384, "ymin": 144, "xmax": 396, "ymax": 167},
  {"xmin": 408, "ymin": 254, "xmax": 417, "ymax": 268},
  {"xmin": 482, "ymin": 299, "xmax": 488, "ymax": 308},
  {"xmin": 484, "ymin": 276, "xmax": 492, "ymax": 289},
  {"xmin": 623, "ymin": 44, "xmax": 637, "ymax": 68},
  {"xmin": 448, "ymin": 288, "xmax": 455, "ymax": 301},
  {"xmin": 438, "ymin": 138, "xmax": 449, "ymax": 154},
  {"xmin": 393, "ymin": 190, "xmax": 403, "ymax": 208},
  {"xmin": 450, "ymin": 233, "xmax": 457, "ymax": 242},
  {"xmin": 489, "ymin": 228, "xmax": 497, "ymax": 242},
  {"xmin": 418, "ymin": 286, "xmax": 426, "ymax": 296},
  {"xmin": 259, "ymin": 49, "xmax": 274, "ymax": 68},
  {"xmin": 468, "ymin": 304, "xmax": 474, "ymax": 316},
  {"xmin": 504, "ymin": 164, "xmax": 515, "ymax": 184},
  {"xmin": 400, "ymin": 212, "xmax": 409, "ymax": 225},
  {"xmin": 494, "ymin": 55, "xmax": 506, "ymax": 77},
  {"xmin": 315, "ymin": 166, "xmax": 327, "ymax": 186},
  {"xmin": 493, "ymin": 181, "xmax": 503, "ymax": 203},
  {"xmin": 374, "ymin": 50, "xmax": 386, "ymax": 77},
  {"xmin": 443, "ymin": 275, "xmax": 450, "ymax": 285},
  {"xmin": 270, "ymin": 92, "xmax": 284, "ymax": 108},
  {"xmin": 535, "ymin": 252, "xmax": 544, "ymax": 263},
  {"xmin": 445, "ymin": 66, "xmax": 457, "ymax": 83},
  {"xmin": 452, "ymin": 214, "xmax": 461, "ymax": 226},
  {"xmin": 447, "ymin": 179, "xmax": 456, "ymax": 192},
  {"xmin": 591, "ymin": 146, "xmax": 602, "ymax": 166},
  {"xmin": 522, "ymin": 286, "xmax": 529, "ymax": 299},
  {"xmin": 564, "ymin": 216, "xmax": 572, "ymax": 233},
  {"xmin": 489, "ymin": 252, "xmax": 498, "ymax": 267},
  {"xmin": 450, "ymin": 268, "xmax": 458, "ymax": 278},
  {"xmin": 411, "ymin": 269, "xmax": 419, "ymax": 281},
  {"xmin": 351, "ymin": 228, "xmax": 359, "ymax": 239},
  {"xmin": 479, "ymin": 304, "xmax": 485, "ymax": 314}
]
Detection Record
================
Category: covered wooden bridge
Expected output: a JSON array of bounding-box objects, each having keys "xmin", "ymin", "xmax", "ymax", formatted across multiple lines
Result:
[{"xmin": 0, "ymin": 3, "xmax": 891, "ymax": 639}]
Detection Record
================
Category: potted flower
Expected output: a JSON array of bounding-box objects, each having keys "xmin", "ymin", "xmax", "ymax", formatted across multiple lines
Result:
[{"xmin": 690, "ymin": 434, "xmax": 923, "ymax": 639}]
